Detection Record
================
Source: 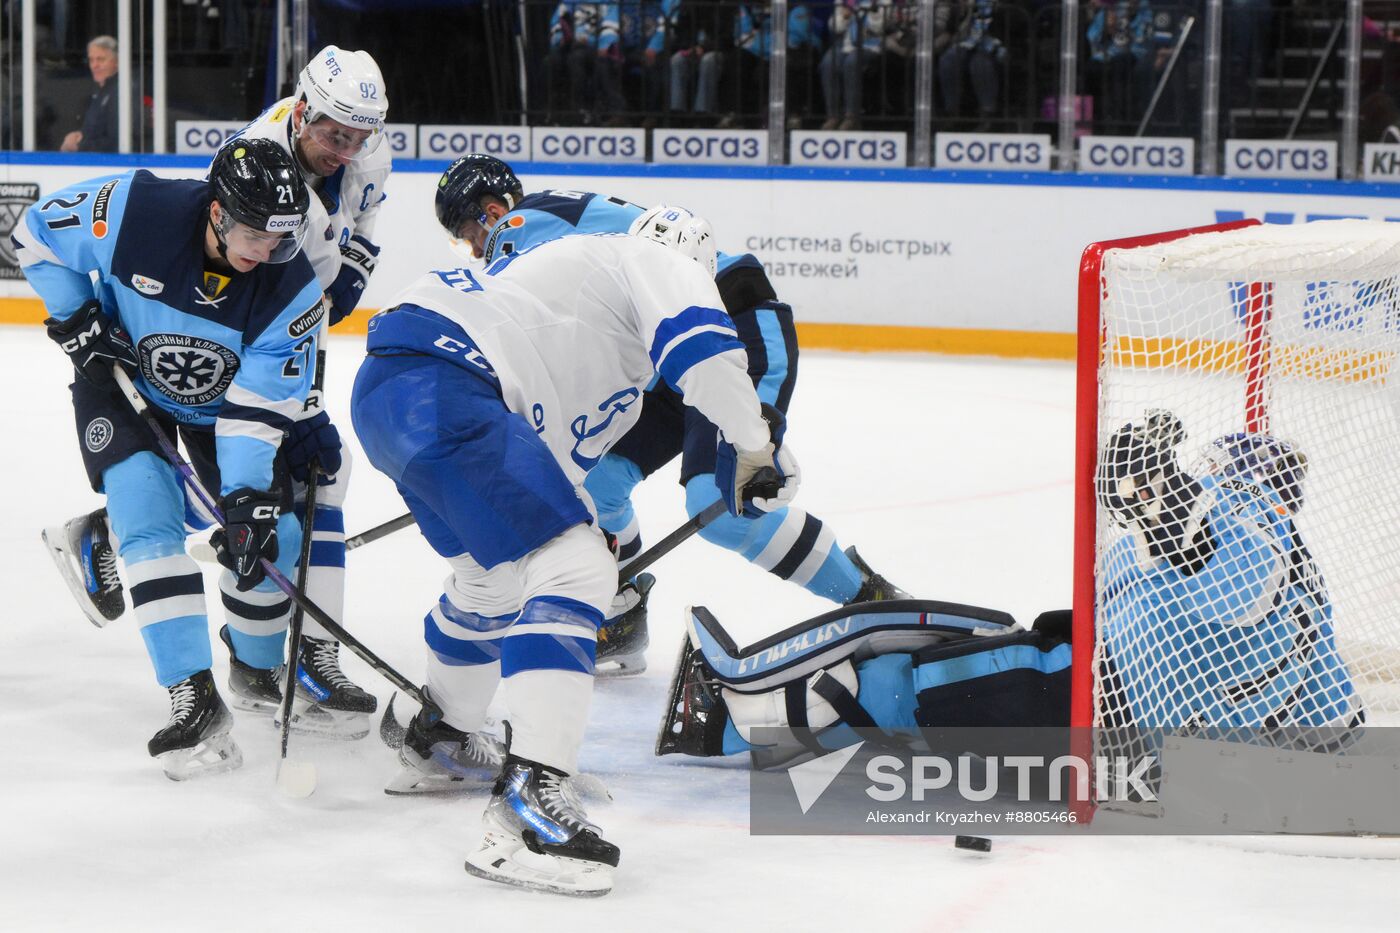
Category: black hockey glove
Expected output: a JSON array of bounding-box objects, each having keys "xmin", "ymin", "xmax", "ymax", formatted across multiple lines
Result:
[
  {"xmin": 283, "ymin": 412, "xmax": 342, "ymax": 484},
  {"xmin": 715, "ymin": 403, "xmax": 802, "ymax": 518},
  {"xmin": 45, "ymin": 300, "xmax": 139, "ymax": 390},
  {"xmin": 327, "ymin": 235, "xmax": 380, "ymax": 326},
  {"xmin": 212, "ymin": 488, "xmax": 281, "ymax": 591}
]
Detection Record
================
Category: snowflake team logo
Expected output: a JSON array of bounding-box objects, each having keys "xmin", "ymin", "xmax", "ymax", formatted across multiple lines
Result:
[
  {"xmin": 0, "ymin": 182, "xmax": 41, "ymax": 280},
  {"xmin": 84, "ymin": 417, "xmax": 114, "ymax": 453},
  {"xmin": 138, "ymin": 333, "xmax": 240, "ymax": 406}
]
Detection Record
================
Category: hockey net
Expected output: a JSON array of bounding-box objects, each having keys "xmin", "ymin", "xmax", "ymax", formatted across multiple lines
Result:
[{"xmin": 1072, "ymin": 219, "xmax": 1400, "ymax": 811}]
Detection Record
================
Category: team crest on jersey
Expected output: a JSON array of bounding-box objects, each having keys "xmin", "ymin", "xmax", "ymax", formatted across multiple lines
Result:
[
  {"xmin": 91, "ymin": 180, "xmax": 118, "ymax": 238},
  {"xmin": 570, "ymin": 387, "xmax": 641, "ymax": 471},
  {"xmin": 0, "ymin": 182, "xmax": 40, "ymax": 279},
  {"xmin": 138, "ymin": 333, "xmax": 240, "ymax": 406},
  {"xmin": 288, "ymin": 298, "xmax": 326, "ymax": 338},
  {"xmin": 131, "ymin": 274, "xmax": 164, "ymax": 296},
  {"xmin": 84, "ymin": 417, "xmax": 114, "ymax": 452}
]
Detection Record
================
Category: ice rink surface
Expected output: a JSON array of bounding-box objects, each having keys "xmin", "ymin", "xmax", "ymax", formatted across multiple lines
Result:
[{"xmin": 4, "ymin": 326, "xmax": 1399, "ymax": 932}]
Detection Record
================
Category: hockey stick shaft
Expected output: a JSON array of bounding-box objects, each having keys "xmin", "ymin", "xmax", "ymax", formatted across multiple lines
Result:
[
  {"xmin": 618, "ymin": 498, "xmax": 727, "ymax": 585},
  {"xmin": 111, "ymin": 368, "xmax": 429, "ymax": 706},
  {"xmin": 278, "ymin": 459, "xmax": 319, "ymax": 761},
  {"xmin": 346, "ymin": 489, "xmax": 727, "ymax": 575},
  {"xmin": 346, "ymin": 511, "xmax": 416, "ymax": 550}
]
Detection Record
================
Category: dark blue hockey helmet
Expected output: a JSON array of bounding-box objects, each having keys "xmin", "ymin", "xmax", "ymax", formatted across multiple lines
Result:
[
  {"xmin": 435, "ymin": 154, "xmax": 523, "ymax": 238},
  {"xmin": 1097, "ymin": 409, "xmax": 1190, "ymax": 529},
  {"xmin": 1099, "ymin": 410, "xmax": 1211, "ymax": 569},
  {"xmin": 1201, "ymin": 432, "xmax": 1309, "ymax": 513}
]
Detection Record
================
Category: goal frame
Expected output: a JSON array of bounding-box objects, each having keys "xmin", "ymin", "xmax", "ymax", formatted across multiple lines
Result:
[{"xmin": 1070, "ymin": 218, "xmax": 1263, "ymax": 731}]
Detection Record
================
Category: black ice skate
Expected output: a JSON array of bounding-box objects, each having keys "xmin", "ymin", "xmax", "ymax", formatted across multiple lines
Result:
[
  {"xmin": 845, "ymin": 546, "xmax": 912, "ymax": 603},
  {"xmin": 41, "ymin": 508, "xmax": 125, "ymax": 627},
  {"xmin": 147, "ymin": 669, "xmax": 242, "ymax": 781},
  {"xmin": 464, "ymin": 756, "xmax": 620, "ymax": 897},
  {"xmin": 596, "ymin": 572, "xmax": 654, "ymax": 677},
  {"xmin": 385, "ymin": 694, "xmax": 506, "ymax": 795},
  {"xmin": 288, "ymin": 635, "xmax": 378, "ymax": 740},
  {"xmin": 655, "ymin": 633, "xmax": 731, "ymax": 757},
  {"xmin": 219, "ymin": 624, "xmax": 284, "ymax": 714}
]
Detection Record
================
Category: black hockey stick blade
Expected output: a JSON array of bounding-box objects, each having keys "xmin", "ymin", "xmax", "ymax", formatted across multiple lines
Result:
[{"xmin": 379, "ymin": 693, "xmax": 408, "ymax": 750}]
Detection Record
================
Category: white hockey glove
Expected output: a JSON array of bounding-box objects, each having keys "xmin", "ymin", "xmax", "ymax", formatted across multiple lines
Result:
[{"xmin": 715, "ymin": 404, "xmax": 801, "ymax": 517}]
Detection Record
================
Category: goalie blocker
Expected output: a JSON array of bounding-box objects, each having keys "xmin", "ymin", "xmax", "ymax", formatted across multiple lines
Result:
[{"xmin": 656, "ymin": 599, "xmax": 1072, "ymax": 760}]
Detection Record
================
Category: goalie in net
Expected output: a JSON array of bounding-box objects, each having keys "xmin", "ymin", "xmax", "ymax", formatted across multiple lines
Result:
[{"xmin": 1095, "ymin": 409, "xmax": 1365, "ymax": 752}]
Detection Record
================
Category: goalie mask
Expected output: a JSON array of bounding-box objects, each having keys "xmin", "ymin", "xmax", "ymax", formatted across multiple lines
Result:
[{"xmin": 1097, "ymin": 410, "xmax": 1212, "ymax": 570}]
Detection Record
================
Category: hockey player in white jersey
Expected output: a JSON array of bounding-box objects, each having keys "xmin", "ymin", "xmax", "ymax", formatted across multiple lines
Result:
[
  {"xmin": 43, "ymin": 45, "xmax": 389, "ymax": 737},
  {"xmin": 433, "ymin": 155, "xmax": 908, "ymax": 677},
  {"xmin": 350, "ymin": 229, "xmax": 796, "ymax": 895}
]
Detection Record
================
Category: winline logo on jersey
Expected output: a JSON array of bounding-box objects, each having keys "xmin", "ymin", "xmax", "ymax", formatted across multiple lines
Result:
[{"xmin": 746, "ymin": 726, "xmax": 1400, "ymax": 837}]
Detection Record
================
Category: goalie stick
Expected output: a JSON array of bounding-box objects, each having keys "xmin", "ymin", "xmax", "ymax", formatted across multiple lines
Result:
[{"xmin": 111, "ymin": 367, "xmax": 434, "ymax": 713}]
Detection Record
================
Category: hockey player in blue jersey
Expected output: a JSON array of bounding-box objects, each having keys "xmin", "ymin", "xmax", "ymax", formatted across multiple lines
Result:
[
  {"xmin": 435, "ymin": 154, "xmax": 908, "ymax": 676},
  {"xmin": 20, "ymin": 139, "xmax": 325, "ymax": 780},
  {"xmin": 42, "ymin": 46, "xmax": 389, "ymax": 737},
  {"xmin": 1094, "ymin": 411, "xmax": 1362, "ymax": 747}
]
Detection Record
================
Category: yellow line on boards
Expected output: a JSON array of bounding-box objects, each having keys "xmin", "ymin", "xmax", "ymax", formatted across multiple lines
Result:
[{"xmin": 0, "ymin": 297, "xmax": 1075, "ymax": 360}]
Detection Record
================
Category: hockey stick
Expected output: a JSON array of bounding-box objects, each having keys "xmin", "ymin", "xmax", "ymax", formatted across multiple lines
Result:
[
  {"xmin": 378, "ymin": 498, "xmax": 730, "ymax": 749},
  {"xmin": 275, "ymin": 458, "xmax": 319, "ymax": 798},
  {"xmin": 189, "ymin": 509, "xmax": 417, "ymax": 563},
  {"xmin": 346, "ymin": 511, "xmax": 416, "ymax": 550},
  {"xmin": 616, "ymin": 498, "xmax": 727, "ymax": 585},
  {"xmin": 111, "ymin": 367, "xmax": 432, "ymax": 710}
]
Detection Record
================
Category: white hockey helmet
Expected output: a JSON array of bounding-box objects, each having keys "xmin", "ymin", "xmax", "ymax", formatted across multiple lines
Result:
[
  {"xmin": 628, "ymin": 205, "xmax": 717, "ymax": 278},
  {"xmin": 297, "ymin": 46, "xmax": 388, "ymax": 157}
]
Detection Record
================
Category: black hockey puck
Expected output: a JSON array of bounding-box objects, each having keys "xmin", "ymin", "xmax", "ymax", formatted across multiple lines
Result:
[{"xmin": 954, "ymin": 835, "xmax": 992, "ymax": 852}]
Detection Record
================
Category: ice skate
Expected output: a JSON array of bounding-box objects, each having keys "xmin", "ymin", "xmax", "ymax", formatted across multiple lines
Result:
[
  {"xmin": 655, "ymin": 632, "xmax": 730, "ymax": 757},
  {"xmin": 219, "ymin": 624, "xmax": 283, "ymax": 714},
  {"xmin": 385, "ymin": 695, "xmax": 505, "ymax": 795},
  {"xmin": 464, "ymin": 756, "xmax": 620, "ymax": 897},
  {"xmin": 844, "ymin": 546, "xmax": 912, "ymax": 603},
  {"xmin": 595, "ymin": 572, "xmax": 653, "ymax": 677},
  {"xmin": 41, "ymin": 508, "xmax": 125, "ymax": 627},
  {"xmin": 287, "ymin": 635, "xmax": 378, "ymax": 740},
  {"xmin": 147, "ymin": 669, "xmax": 242, "ymax": 781}
]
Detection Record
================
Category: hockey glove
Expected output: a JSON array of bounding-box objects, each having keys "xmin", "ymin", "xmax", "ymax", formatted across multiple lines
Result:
[
  {"xmin": 715, "ymin": 403, "xmax": 801, "ymax": 517},
  {"xmin": 327, "ymin": 235, "xmax": 380, "ymax": 326},
  {"xmin": 212, "ymin": 488, "xmax": 281, "ymax": 591},
  {"xmin": 283, "ymin": 411, "xmax": 342, "ymax": 484},
  {"xmin": 45, "ymin": 300, "xmax": 139, "ymax": 390}
]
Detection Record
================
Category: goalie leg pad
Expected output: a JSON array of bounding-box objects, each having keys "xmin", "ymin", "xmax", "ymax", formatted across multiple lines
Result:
[{"xmin": 662, "ymin": 601, "xmax": 1074, "ymax": 757}]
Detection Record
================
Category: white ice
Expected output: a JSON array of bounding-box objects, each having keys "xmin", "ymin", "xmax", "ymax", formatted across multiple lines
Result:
[{"xmin": 3, "ymin": 326, "xmax": 1398, "ymax": 932}]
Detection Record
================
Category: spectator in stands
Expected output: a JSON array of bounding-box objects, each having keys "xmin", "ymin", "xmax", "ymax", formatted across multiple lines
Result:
[
  {"xmin": 667, "ymin": 1, "xmax": 723, "ymax": 124},
  {"xmin": 1361, "ymin": 15, "xmax": 1400, "ymax": 144},
  {"xmin": 718, "ymin": 2, "xmax": 821, "ymax": 128},
  {"xmin": 819, "ymin": 1, "xmax": 921, "ymax": 131},
  {"xmin": 618, "ymin": 0, "xmax": 676, "ymax": 126},
  {"xmin": 544, "ymin": 2, "xmax": 626, "ymax": 125},
  {"xmin": 1085, "ymin": 1, "xmax": 1152, "ymax": 129},
  {"xmin": 938, "ymin": 0, "xmax": 1005, "ymax": 129},
  {"xmin": 60, "ymin": 35, "xmax": 120, "ymax": 152}
]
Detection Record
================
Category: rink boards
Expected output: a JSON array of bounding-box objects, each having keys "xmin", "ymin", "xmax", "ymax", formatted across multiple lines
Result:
[{"xmin": 3, "ymin": 153, "xmax": 1400, "ymax": 358}]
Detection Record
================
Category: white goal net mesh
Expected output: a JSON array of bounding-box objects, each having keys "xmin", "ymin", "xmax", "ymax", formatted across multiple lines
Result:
[{"xmin": 1092, "ymin": 220, "xmax": 1400, "ymax": 753}]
